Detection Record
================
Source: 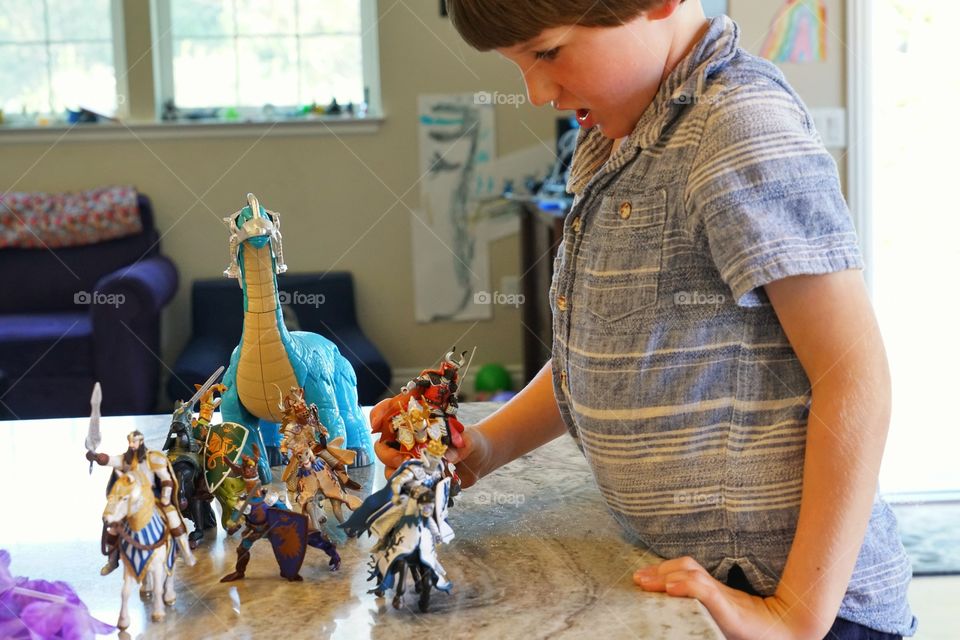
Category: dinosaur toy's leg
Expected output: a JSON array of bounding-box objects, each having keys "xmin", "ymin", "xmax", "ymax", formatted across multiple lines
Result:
[
  {"xmin": 220, "ymin": 356, "xmax": 273, "ymax": 484},
  {"xmin": 333, "ymin": 354, "xmax": 373, "ymax": 466}
]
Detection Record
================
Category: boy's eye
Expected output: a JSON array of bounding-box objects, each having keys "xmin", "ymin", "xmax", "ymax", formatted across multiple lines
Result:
[{"xmin": 534, "ymin": 47, "xmax": 560, "ymax": 61}]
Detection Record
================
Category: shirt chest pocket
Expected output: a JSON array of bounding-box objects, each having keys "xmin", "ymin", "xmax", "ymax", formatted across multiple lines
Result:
[{"xmin": 578, "ymin": 189, "xmax": 667, "ymax": 329}]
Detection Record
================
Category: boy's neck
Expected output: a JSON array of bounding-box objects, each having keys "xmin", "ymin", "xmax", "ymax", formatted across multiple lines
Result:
[{"xmin": 659, "ymin": 2, "xmax": 711, "ymax": 87}]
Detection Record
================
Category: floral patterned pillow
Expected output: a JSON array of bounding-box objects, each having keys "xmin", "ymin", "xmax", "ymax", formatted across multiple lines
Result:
[{"xmin": 0, "ymin": 186, "xmax": 143, "ymax": 249}]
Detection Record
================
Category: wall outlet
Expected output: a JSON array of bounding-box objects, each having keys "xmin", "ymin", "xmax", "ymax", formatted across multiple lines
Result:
[{"xmin": 810, "ymin": 107, "xmax": 847, "ymax": 148}]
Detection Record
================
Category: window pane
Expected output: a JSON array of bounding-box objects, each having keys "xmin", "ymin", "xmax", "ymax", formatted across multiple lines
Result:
[
  {"xmin": 0, "ymin": 44, "xmax": 49, "ymax": 113},
  {"xmin": 300, "ymin": 35, "xmax": 363, "ymax": 105},
  {"xmin": 171, "ymin": 0, "xmax": 234, "ymax": 38},
  {"xmin": 46, "ymin": 0, "xmax": 112, "ymax": 42},
  {"xmin": 298, "ymin": 0, "xmax": 361, "ymax": 34},
  {"xmin": 173, "ymin": 38, "xmax": 237, "ymax": 108},
  {"xmin": 234, "ymin": 0, "xmax": 296, "ymax": 35},
  {"xmin": 0, "ymin": 1, "xmax": 46, "ymax": 42},
  {"xmin": 236, "ymin": 37, "xmax": 298, "ymax": 106},
  {"xmin": 49, "ymin": 42, "xmax": 116, "ymax": 114}
]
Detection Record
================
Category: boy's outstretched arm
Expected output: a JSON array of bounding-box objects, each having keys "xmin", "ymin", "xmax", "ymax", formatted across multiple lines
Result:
[
  {"xmin": 635, "ymin": 269, "xmax": 892, "ymax": 640},
  {"xmin": 451, "ymin": 360, "xmax": 569, "ymax": 486},
  {"xmin": 375, "ymin": 361, "xmax": 569, "ymax": 486}
]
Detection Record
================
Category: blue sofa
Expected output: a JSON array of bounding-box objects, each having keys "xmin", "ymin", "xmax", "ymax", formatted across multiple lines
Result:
[{"xmin": 0, "ymin": 194, "xmax": 178, "ymax": 419}]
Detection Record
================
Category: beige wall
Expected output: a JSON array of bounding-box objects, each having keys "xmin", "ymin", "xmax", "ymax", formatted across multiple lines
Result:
[
  {"xmin": 0, "ymin": 1, "xmax": 848, "ymax": 403},
  {"xmin": 731, "ymin": 0, "xmax": 848, "ymax": 187}
]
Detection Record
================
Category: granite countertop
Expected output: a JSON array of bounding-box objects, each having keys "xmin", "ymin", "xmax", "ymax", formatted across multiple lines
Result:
[{"xmin": 1, "ymin": 403, "xmax": 723, "ymax": 639}]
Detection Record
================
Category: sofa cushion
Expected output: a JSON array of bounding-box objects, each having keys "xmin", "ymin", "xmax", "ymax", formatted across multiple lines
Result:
[
  {"xmin": 0, "ymin": 186, "xmax": 142, "ymax": 249},
  {"xmin": 0, "ymin": 312, "xmax": 93, "ymax": 376},
  {"xmin": 0, "ymin": 194, "xmax": 159, "ymax": 313}
]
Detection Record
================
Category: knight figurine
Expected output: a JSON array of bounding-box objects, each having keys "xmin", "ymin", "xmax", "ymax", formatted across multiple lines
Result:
[{"xmin": 86, "ymin": 430, "xmax": 197, "ymax": 574}]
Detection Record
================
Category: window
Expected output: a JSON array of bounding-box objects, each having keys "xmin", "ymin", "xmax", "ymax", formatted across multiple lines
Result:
[
  {"xmin": 0, "ymin": 0, "xmax": 380, "ymax": 132},
  {"xmin": 0, "ymin": 0, "xmax": 122, "ymax": 120},
  {"xmin": 152, "ymin": 0, "xmax": 381, "ymax": 120}
]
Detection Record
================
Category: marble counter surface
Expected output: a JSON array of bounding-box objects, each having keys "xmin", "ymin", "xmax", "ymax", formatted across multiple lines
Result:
[{"xmin": 1, "ymin": 403, "xmax": 723, "ymax": 639}]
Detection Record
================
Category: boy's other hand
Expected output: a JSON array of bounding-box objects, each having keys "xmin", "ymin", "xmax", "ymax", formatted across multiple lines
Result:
[
  {"xmin": 374, "ymin": 436, "xmax": 407, "ymax": 481},
  {"xmin": 634, "ymin": 556, "xmax": 823, "ymax": 640}
]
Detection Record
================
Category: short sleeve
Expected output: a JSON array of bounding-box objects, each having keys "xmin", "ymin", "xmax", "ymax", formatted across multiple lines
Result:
[{"xmin": 686, "ymin": 80, "xmax": 864, "ymax": 307}]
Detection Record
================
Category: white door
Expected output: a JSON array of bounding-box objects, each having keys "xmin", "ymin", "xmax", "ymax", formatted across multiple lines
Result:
[{"xmin": 860, "ymin": 1, "xmax": 960, "ymax": 497}]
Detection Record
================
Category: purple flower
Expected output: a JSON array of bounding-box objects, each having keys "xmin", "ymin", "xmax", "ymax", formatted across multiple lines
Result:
[{"xmin": 0, "ymin": 550, "xmax": 115, "ymax": 639}]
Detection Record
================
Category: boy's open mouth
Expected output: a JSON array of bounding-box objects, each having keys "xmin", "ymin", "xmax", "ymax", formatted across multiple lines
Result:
[{"xmin": 576, "ymin": 108, "xmax": 595, "ymax": 129}]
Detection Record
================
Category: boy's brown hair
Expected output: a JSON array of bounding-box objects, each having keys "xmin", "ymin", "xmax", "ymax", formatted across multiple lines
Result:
[{"xmin": 446, "ymin": 0, "xmax": 684, "ymax": 51}]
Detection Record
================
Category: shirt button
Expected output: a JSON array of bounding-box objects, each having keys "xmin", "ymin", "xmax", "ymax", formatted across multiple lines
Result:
[
  {"xmin": 556, "ymin": 295, "xmax": 567, "ymax": 311},
  {"xmin": 619, "ymin": 201, "xmax": 632, "ymax": 219},
  {"xmin": 571, "ymin": 216, "xmax": 581, "ymax": 233}
]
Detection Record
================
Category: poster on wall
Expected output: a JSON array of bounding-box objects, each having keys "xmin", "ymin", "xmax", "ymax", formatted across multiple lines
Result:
[
  {"xmin": 760, "ymin": 0, "xmax": 828, "ymax": 63},
  {"xmin": 414, "ymin": 94, "xmax": 555, "ymax": 323},
  {"xmin": 414, "ymin": 94, "xmax": 496, "ymax": 323}
]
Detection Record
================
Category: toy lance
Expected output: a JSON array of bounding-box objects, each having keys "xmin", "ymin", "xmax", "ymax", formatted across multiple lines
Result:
[{"xmin": 84, "ymin": 382, "xmax": 102, "ymax": 474}]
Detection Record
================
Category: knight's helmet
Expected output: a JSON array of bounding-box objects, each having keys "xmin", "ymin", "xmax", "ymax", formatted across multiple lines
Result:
[
  {"xmin": 222, "ymin": 193, "xmax": 288, "ymax": 282},
  {"xmin": 279, "ymin": 386, "xmax": 309, "ymax": 423},
  {"xmin": 439, "ymin": 348, "xmax": 468, "ymax": 382},
  {"xmin": 422, "ymin": 438, "xmax": 448, "ymax": 472}
]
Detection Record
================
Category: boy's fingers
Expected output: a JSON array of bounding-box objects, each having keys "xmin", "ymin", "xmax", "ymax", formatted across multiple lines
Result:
[{"xmin": 374, "ymin": 439, "xmax": 406, "ymax": 469}]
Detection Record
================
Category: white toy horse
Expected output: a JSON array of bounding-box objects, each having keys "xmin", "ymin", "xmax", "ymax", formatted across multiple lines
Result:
[{"xmin": 102, "ymin": 471, "xmax": 177, "ymax": 629}]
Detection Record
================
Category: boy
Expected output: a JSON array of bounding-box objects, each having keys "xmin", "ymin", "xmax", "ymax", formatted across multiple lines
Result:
[{"xmin": 377, "ymin": 1, "xmax": 917, "ymax": 637}]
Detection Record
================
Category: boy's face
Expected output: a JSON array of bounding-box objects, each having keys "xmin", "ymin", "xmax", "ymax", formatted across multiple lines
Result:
[{"xmin": 497, "ymin": 14, "xmax": 676, "ymax": 140}]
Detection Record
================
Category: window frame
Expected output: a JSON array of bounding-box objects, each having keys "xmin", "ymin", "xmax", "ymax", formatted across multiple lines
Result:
[
  {"xmin": 149, "ymin": 0, "xmax": 382, "ymax": 122},
  {"xmin": 846, "ymin": 0, "xmax": 873, "ymax": 292}
]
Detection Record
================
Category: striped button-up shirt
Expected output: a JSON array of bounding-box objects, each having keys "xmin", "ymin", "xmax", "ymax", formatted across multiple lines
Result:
[{"xmin": 550, "ymin": 16, "xmax": 916, "ymax": 635}]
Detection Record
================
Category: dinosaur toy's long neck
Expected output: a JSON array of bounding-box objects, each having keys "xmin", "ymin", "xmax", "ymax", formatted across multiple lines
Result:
[{"xmin": 235, "ymin": 242, "xmax": 297, "ymax": 422}]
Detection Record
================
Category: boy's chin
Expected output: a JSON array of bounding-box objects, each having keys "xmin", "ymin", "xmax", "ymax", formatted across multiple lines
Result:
[{"xmin": 597, "ymin": 123, "xmax": 633, "ymax": 140}]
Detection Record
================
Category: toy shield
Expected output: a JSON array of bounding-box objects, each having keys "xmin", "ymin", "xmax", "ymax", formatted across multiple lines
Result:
[
  {"xmin": 266, "ymin": 508, "xmax": 308, "ymax": 580},
  {"xmin": 203, "ymin": 421, "xmax": 249, "ymax": 492}
]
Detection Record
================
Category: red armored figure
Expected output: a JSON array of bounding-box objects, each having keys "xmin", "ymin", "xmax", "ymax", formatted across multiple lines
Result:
[{"xmin": 372, "ymin": 349, "xmax": 469, "ymax": 451}]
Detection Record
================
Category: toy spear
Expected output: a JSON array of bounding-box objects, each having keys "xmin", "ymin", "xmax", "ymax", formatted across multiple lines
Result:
[{"xmin": 84, "ymin": 382, "xmax": 102, "ymax": 474}]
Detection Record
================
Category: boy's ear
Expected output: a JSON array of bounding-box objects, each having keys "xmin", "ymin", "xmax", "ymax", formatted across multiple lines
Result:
[{"xmin": 646, "ymin": 0, "xmax": 683, "ymax": 21}]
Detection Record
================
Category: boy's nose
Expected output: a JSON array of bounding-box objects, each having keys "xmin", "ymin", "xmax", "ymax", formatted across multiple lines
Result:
[{"xmin": 522, "ymin": 72, "xmax": 560, "ymax": 108}]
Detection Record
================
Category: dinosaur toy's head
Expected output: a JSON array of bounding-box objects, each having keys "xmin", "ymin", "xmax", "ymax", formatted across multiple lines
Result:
[{"xmin": 223, "ymin": 193, "xmax": 288, "ymax": 279}]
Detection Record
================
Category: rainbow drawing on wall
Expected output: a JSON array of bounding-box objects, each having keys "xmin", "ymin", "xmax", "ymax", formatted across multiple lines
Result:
[{"xmin": 760, "ymin": 0, "xmax": 828, "ymax": 63}]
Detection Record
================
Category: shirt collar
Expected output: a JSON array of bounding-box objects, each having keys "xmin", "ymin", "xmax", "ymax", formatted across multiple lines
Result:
[{"xmin": 566, "ymin": 15, "xmax": 741, "ymax": 195}]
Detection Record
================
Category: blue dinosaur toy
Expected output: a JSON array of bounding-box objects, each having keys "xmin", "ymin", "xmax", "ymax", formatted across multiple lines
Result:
[{"xmin": 218, "ymin": 193, "xmax": 372, "ymax": 483}]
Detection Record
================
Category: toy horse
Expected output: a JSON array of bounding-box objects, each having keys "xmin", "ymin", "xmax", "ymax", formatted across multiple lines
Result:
[
  {"xmin": 102, "ymin": 471, "xmax": 177, "ymax": 630},
  {"xmin": 218, "ymin": 193, "xmax": 373, "ymax": 483}
]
